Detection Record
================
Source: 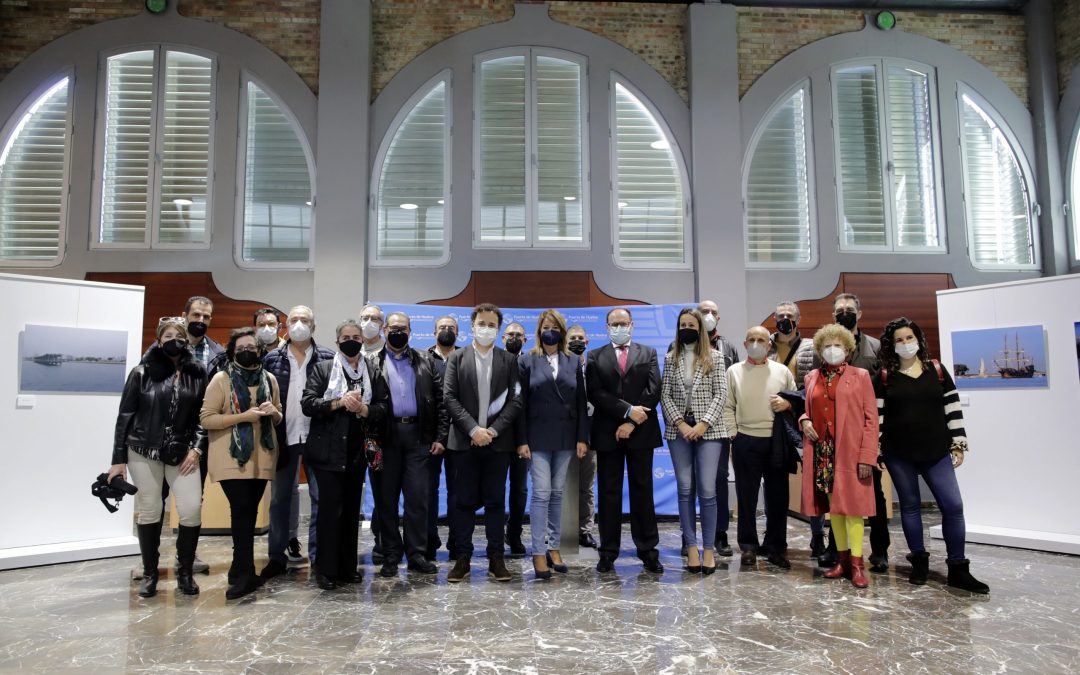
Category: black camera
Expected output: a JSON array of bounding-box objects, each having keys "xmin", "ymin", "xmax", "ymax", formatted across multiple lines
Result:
[{"xmin": 91, "ymin": 473, "xmax": 138, "ymax": 513}]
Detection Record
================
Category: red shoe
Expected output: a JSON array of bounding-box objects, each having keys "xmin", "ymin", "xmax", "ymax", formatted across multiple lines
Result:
[
  {"xmin": 850, "ymin": 555, "xmax": 869, "ymax": 588},
  {"xmin": 823, "ymin": 550, "xmax": 851, "ymax": 579}
]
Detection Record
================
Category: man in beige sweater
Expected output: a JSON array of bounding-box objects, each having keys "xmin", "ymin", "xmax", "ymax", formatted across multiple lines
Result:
[{"xmin": 723, "ymin": 326, "xmax": 797, "ymax": 569}]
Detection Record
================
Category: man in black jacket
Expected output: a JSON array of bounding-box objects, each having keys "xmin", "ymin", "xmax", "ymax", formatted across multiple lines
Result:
[
  {"xmin": 443, "ymin": 303, "xmax": 524, "ymax": 583},
  {"xmin": 373, "ymin": 311, "xmax": 449, "ymax": 577},
  {"xmin": 426, "ymin": 315, "xmax": 461, "ymax": 559},
  {"xmin": 587, "ymin": 308, "xmax": 664, "ymax": 574}
]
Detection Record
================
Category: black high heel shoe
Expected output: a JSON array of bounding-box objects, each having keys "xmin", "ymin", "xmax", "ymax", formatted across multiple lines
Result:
[
  {"xmin": 546, "ymin": 551, "xmax": 568, "ymax": 574},
  {"xmin": 685, "ymin": 549, "xmax": 701, "ymax": 574}
]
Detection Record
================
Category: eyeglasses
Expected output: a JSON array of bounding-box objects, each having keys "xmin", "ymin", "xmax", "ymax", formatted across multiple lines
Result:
[{"xmin": 158, "ymin": 316, "xmax": 186, "ymax": 326}]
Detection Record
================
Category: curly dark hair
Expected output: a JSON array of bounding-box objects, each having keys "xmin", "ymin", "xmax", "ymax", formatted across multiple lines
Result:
[
  {"xmin": 226, "ymin": 326, "xmax": 262, "ymax": 361},
  {"xmin": 879, "ymin": 317, "xmax": 932, "ymax": 373}
]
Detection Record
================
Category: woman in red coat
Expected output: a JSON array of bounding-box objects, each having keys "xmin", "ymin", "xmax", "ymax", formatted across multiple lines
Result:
[{"xmin": 799, "ymin": 324, "xmax": 879, "ymax": 588}]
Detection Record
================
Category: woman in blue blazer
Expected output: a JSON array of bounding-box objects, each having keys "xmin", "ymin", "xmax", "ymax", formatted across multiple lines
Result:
[{"xmin": 516, "ymin": 309, "xmax": 589, "ymax": 579}]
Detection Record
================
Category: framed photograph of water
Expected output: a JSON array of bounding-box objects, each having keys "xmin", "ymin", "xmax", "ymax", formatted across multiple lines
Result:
[
  {"xmin": 950, "ymin": 324, "xmax": 1047, "ymax": 389},
  {"xmin": 19, "ymin": 324, "xmax": 128, "ymax": 394}
]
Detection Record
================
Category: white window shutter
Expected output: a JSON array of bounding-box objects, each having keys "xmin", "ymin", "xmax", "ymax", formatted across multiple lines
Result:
[
  {"xmin": 886, "ymin": 64, "xmax": 939, "ymax": 248},
  {"xmin": 375, "ymin": 79, "xmax": 447, "ymax": 263},
  {"xmin": 835, "ymin": 64, "xmax": 887, "ymax": 248},
  {"xmin": 100, "ymin": 50, "xmax": 155, "ymax": 244},
  {"xmin": 477, "ymin": 55, "xmax": 527, "ymax": 244},
  {"xmin": 241, "ymin": 81, "xmax": 313, "ymax": 264},
  {"xmin": 0, "ymin": 78, "xmax": 70, "ymax": 262},
  {"xmin": 535, "ymin": 55, "xmax": 584, "ymax": 243},
  {"xmin": 745, "ymin": 87, "xmax": 812, "ymax": 265},
  {"xmin": 157, "ymin": 50, "xmax": 212, "ymax": 245}
]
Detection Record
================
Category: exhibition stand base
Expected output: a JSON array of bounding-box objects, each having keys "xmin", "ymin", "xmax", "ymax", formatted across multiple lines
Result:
[
  {"xmin": 0, "ymin": 536, "xmax": 140, "ymax": 571},
  {"xmin": 931, "ymin": 524, "xmax": 1080, "ymax": 556}
]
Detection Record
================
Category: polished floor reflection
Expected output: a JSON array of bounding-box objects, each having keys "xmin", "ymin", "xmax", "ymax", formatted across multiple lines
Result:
[{"xmin": 1, "ymin": 514, "xmax": 1078, "ymax": 674}]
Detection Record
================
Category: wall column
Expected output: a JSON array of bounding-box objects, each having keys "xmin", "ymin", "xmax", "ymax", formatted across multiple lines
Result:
[
  {"xmin": 688, "ymin": 4, "xmax": 747, "ymax": 340},
  {"xmin": 313, "ymin": 0, "xmax": 372, "ymax": 341}
]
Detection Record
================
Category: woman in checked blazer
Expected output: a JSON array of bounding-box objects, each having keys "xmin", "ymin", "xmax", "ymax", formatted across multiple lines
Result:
[{"xmin": 661, "ymin": 308, "xmax": 730, "ymax": 575}]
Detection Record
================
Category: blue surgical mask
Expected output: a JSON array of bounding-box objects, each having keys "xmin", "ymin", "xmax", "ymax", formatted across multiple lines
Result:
[{"xmin": 609, "ymin": 326, "xmax": 631, "ymax": 346}]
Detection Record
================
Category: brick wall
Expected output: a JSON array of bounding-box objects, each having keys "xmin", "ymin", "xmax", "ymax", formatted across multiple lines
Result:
[
  {"xmin": 1056, "ymin": 0, "xmax": 1080, "ymax": 95},
  {"xmin": 737, "ymin": 7, "xmax": 1029, "ymax": 108},
  {"xmin": 0, "ymin": 0, "xmax": 320, "ymax": 93}
]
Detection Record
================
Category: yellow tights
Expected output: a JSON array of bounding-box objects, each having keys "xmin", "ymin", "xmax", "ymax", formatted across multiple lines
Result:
[{"xmin": 828, "ymin": 496, "xmax": 865, "ymax": 557}]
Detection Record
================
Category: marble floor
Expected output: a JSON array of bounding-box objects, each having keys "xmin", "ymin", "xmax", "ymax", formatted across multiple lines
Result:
[{"xmin": 1, "ymin": 514, "xmax": 1078, "ymax": 674}]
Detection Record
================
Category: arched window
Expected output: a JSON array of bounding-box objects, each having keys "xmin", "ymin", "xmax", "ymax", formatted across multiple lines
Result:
[
  {"xmin": 611, "ymin": 76, "xmax": 689, "ymax": 268},
  {"xmin": 237, "ymin": 78, "xmax": 314, "ymax": 267},
  {"xmin": 371, "ymin": 72, "xmax": 450, "ymax": 265},
  {"xmin": 832, "ymin": 58, "xmax": 944, "ymax": 252},
  {"xmin": 0, "ymin": 76, "xmax": 71, "ymax": 264},
  {"xmin": 474, "ymin": 48, "xmax": 588, "ymax": 249},
  {"xmin": 745, "ymin": 83, "xmax": 814, "ymax": 267},
  {"xmin": 93, "ymin": 47, "xmax": 214, "ymax": 249},
  {"xmin": 958, "ymin": 86, "xmax": 1036, "ymax": 269}
]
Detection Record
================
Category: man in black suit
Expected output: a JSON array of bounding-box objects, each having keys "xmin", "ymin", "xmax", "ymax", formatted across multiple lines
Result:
[
  {"xmin": 586, "ymin": 307, "xmax": 664, "ymax": 574},
  {"xmin": 372, "ymin": 311, "xmax": 449, "ymax": 578},
  {"xmin": 443, "ymin": 303, "xmax": 524, "ymax": 583},
  {"xmin": 501, "ymin": 322, "xmax": 529, "ymax": 556}
]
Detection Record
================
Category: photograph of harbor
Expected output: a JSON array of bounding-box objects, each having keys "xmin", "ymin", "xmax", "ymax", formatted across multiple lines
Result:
[
  {"xmin": 19, "ymin": 324, "xmax": 128, "ymax": 394},
  {"xmin": 950, "ymin": 324, "xmax": 1047, "ymax": 389}
]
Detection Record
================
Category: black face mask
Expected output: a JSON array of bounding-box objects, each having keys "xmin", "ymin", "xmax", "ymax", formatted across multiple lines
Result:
[
  {"xmin": 835, "ymin": 312, "xmax": 858, "ymax": 332},
  {"xmin": 436, "ymin": 329, "xmax": 457, "ymax": 347},
  {"xmin": 540, "ymin": 330, "xmax": 562, "ymax": 346},
  {"xmin": 186, "ymin": 321, "xmax": 208, "ymax": 339},
  {"xmin": 161, "ymin": 338, "xmax": 187, "ymax": 358},
  {"xmin": 387, "ymin": 330, "xmax": 410, "ymax": 350},
  {"xmin": 775, "ymin": 317, "xmax": 795, "ymax": 335},
  {"xmin": 235, "ymin": 351, "xmax": 261, "ymax": 369},
  {"xmin": 568, "ymin": 340, "xmax": 587, "ymax": 355},
  {"xmin": 339, "ymin": 340, "xmax": 362, "ymax": 358},
  {"xmin": 505, "ymin": 338, "xmax": 523, "ymax": 355},
  {"xmin": 678, "ymin": 328, "xmax": 699, "ymax": 345}
]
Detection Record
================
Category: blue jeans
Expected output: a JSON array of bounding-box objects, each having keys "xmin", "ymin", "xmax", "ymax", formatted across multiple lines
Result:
[
  {"xmin": 669, "ymin": 437, "xmax": 722, "ymax": 550},
  {"xmin": 528, "ymin": 449, "xmax": 573, "ymax": 555},
  {"xmin": 883, "ymin": 454, "xmax": 966, "ymax": 560},
  {"xmin": 269, "ymin": 443, "xmax": 303, "ymax": 564},
  {"xmin": 681, "ymin": 439, "xmax": 731, "ymax": 544}
]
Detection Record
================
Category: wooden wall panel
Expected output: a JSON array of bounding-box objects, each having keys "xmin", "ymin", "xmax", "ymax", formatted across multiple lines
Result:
[
  {"xmin": 86, "ymin": 272, "xmax": 282, "ymax": 351},
  {"xmin": 422, "ymin": 271, "xmax": 645, "ymax": 308}
]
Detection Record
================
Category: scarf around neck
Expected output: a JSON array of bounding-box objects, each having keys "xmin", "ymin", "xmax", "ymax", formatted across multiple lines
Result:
[{"xmin": 227, "ymin": 363, "xmax": 275, "ymax": 467}]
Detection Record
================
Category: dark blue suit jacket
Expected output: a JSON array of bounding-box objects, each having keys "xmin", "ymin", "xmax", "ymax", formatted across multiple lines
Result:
[{"xmin": 515, "ymin": 351, "xmax": 589, "ymax": 452}]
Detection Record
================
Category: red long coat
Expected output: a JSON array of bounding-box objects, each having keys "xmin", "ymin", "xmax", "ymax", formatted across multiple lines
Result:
[{"xmin": 799, "ymin": 366, "xmax": 879, "ymax": 517}]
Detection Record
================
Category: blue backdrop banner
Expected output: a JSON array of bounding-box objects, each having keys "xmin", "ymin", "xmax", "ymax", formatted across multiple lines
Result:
[{"xmin": 368, "ymin": 302, "xmax": 698, "ymax": 517}]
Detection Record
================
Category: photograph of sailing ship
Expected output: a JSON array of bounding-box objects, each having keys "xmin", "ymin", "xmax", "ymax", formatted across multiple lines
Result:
[
  {"xmin": 19, "ymin": 324, "xmax": 128, "ymax": 394},
  {"xmin": 951, "ymin": 324, "xmax": 1047, "ymax": 389}
]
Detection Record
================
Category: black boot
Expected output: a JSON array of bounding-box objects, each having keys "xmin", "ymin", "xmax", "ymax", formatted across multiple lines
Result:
[
  {"xmin": 809, "ymin": 532, "xmax": 825, "ymax": 559},
  {"xmin": 818, "ymin": 531, "xmax": 838, "ymax": 568},
  {"xmin": 946, "ymin": 558, "xmax": 989, "ymax": 594},
  {"xmin": 906, "ymin": 551, "xmax": 930, "ymax": 585},
  {"xmin": 136, "ymin": 523, "xmax": 161, "ymax": 598},
  {"xmin": 175, "ymin": 525, "xmax": 201, "ymax": 596},
  {"xmin": 226, "ymin": 532, "xmax": 260, "ymax": 600}
]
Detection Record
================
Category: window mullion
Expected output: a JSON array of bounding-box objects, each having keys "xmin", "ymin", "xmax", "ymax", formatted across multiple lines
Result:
[
  {"xmin": 876, "ymin": 59, "xmax": 896, "ymax": 251},
  {"xmin": 148, "ymin": 46, "xmax": 167, "ymax": 248},
  {"xmin": 525, "ymin": 49, "xmax": 538, "ymax": 247}
]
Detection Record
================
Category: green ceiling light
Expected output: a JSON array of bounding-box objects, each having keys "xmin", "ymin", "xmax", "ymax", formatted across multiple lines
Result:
[
  {"xmin": 875, "ymin": 10, "xmax": 897, "ymax": 31},
  {"xmin": 145, "ymin": 0, "xmax": 168, "ymax": 14}
]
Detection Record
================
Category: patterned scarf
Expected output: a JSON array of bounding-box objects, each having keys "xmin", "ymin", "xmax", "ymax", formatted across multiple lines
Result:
[
  {"xmin": 812, "ymin": 364, "xmax": 845, "ymax": 495},
  {"xmin": 227, "ymin": 363, "xmax": 275, "ymax": 467}
]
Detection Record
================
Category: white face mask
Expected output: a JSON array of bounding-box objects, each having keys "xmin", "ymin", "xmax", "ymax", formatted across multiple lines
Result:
[
  {"xmin": 256, "ymin": 326, "xmax": 278, "ymax": 346},
  {"xmin": 701, "ymin": 313, "xmax": 718, "ymax": 333},
  {"xmin": 288, "ymin": 320, "xmax": 311, "ymax": 342},
  {"xmin": 822, "ymin": 345, "xmax": 846, "ymax": 366},
  {"xmin": 609, "ymin": 325, "xmax": 631, "ymax": 346},
  {"xmin": 360, "ymin": 318, "xmax": 381, "ymax": 339},
  {"xmin": 474, "ymin": 326, "xmax": 497, "ymax": 347},
  {"xmin": 745, "ymin": 342, "xmax": 768, "ymax": 361},
  {"xmin": 895, "ymin": 342, "xmax": 920, "ymax": 359}
]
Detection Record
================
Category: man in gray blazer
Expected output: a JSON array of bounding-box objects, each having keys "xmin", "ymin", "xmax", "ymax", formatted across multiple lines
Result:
[{"xmin": 442, "ymin": 303, "xmax": 524, "ymax": 583}]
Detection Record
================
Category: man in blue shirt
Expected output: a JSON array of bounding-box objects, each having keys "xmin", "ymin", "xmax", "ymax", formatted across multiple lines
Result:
[{"xmin": 373, "ymin": 311, "xmax": 449, "ymax": 577}]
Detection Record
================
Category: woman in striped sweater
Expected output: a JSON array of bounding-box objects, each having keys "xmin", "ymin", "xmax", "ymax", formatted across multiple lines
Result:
[{"xmin": 875, "ymin": 318, "xmax": 988, "ymax": 594}]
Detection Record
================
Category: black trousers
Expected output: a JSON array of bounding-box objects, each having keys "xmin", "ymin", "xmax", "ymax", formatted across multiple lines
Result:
[
  {"xmin": 311, "ymin": 457, "xmax": 366, "ymax": 580},
  {"xmin": 506, "ymin": 454, "xmax": 529, "ymax": 539},
  {"xmin": 427, "ymin": 452, "xmax": 457, "ymax": 554},
  {"xmin": 447, "ymin": 449, "xmax": 511, "ymax": 558},
  {"xmin": 219, "ymin": 478, "xmax": 268, "ymax": 579},
  {"xmin": 377, "ymin": 423, "xmax": 430, "ymax": 563},
  {"xmin": 828, "ymin": 466, "xmax": 891, "ymax": 554},
  {"xmin": 596, "ymin": 443, "xmax": 659, "ymax": 560},
  {"xmin": 731, "ymin": 434, "xmax": 789, "ymax": 554},
  {"xmin": 368, "ymin": 465, "xmax": 383, "ymax": 554}
]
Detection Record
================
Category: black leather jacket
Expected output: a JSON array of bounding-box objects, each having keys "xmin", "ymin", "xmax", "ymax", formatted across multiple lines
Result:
[
  {"xmin": 375, "ymin": 347, "xmax": 450, "ymax": 447},
  {"xmin": 301, "ymin": 357, "xmax": 390, "ymax": 472},
  {"xmin": 112, "ymin": 345, "xmax": 208, "ymax": 465}
]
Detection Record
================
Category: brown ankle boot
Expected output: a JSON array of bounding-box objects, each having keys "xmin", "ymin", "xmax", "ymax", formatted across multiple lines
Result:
[
  {"xmin": 850, "ymin": 555, "xmax": 869, "ymax": 588},
  {"xmin": 823, "ymin": 550, "xmax": 851, "ymax": 579}
]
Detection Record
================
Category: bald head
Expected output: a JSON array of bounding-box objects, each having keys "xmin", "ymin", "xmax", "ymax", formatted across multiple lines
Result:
[{"xmin": 745, "ymin": 325, "xmax": 770, "ymax": 343}]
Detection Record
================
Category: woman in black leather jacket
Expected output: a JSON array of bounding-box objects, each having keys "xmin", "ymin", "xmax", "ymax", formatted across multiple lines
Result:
[
  {"xmin": 301, "ymin": 319, "xmax": 388, "ymax": 590},
  {"xmin": 108, "ymin": 318, "xmax": 208, "ymax": 598}
]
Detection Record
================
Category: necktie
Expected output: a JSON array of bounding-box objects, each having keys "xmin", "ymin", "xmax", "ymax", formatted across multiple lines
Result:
[{"xmin": 617, "ymin": 346, "xmax": 628, "ymax": 375}]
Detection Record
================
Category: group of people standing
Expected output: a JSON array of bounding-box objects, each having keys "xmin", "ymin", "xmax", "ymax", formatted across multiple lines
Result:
[{"xmin": 108, "ymin": 292, "xmax": 988, "ymax": 599}]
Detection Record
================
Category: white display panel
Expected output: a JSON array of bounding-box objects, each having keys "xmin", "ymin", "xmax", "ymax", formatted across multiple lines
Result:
[
  {"xmin": 0, "ymin": 273, "xmax": 144, "ymax": 568},
  {"xmin": 935, "ymin": 274, "xmax": 1080, "ymax": 554}
]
